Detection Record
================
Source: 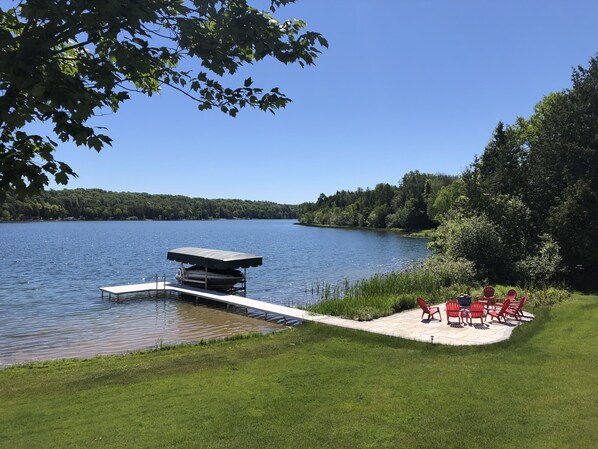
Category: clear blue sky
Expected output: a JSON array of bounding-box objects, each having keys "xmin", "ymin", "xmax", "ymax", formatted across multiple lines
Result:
[{"xmin": 50, "ymin": 0, "xmax": 598, "ymax": 204}]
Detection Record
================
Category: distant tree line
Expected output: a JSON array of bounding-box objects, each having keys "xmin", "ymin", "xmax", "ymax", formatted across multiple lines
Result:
[
  {"xmin": 297, "ymin": 171, "xmax": 456, "ymax": 230},
  {"xmin": 0, "ymin": 189, "xmax": 297, "ymax": 221}
]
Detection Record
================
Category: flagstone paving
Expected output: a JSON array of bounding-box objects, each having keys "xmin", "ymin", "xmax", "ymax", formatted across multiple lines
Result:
[{"xmin": 308, "ymin": 306, "xmax": 534, "ymax": 346}]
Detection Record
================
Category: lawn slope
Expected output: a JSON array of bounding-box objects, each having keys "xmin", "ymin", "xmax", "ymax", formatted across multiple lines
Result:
[{"xmin": 1, "ymin": 294, "xmax": 597, "ymax": 449}]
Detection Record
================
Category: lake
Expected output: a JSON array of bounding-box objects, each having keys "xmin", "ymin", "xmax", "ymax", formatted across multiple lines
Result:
[{"xmin": 0, "ymin": 220, "xmax": 429, "ymax": 366}]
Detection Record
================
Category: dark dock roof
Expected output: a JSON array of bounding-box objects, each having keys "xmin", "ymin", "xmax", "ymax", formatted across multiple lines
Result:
[{"xmin": 166, "ymin": 247, "xmax": 263, "ymax": 270}]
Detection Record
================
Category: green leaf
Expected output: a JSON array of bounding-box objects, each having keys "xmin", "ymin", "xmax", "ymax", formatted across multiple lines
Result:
[{"xmin": 0, "ymin": 0, "xmax": 328, "ymax": 199}]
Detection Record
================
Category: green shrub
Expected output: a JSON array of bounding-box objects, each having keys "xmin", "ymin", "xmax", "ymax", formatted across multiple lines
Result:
[
  {"xmin": 432, "ymin": 213, "xmax": 507, "ymax": 279},
  {"xmin": 515, "ymin": 234, "xmax": 563, "ymax": 286},
  {"xmin": 424, "ymin": 255, "xmax": 476, "ymax": 286},
  {"xmin": 393, "ymin": 294, "xmax": 416, "ymax": 312},
  {"xmin": 528, "ymin": 287, "xmax": 570, "ymax": 307}
]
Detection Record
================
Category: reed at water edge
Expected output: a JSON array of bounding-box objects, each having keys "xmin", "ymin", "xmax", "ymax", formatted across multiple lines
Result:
[{"xmin": 307, "ymin": 259, "xmax": 475, "ymax": 320}]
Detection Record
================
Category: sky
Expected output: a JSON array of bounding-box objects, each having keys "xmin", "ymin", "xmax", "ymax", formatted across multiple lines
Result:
[{"xmin": 48, "ymin": 0, "xmax": 598, "ymax": 204}]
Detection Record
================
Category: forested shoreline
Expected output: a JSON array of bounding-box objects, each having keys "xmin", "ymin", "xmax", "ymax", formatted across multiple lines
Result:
[
  {"xmin": 298, "ymin": 171, "xmax": 455, "ymax": 231},
  {"xmin": 0, "ymin": 189, "xmax": 297, "ymax": 221},
  {"xmin": 300, "ymin": 56, "xmax": 598, "ymax": 288}
]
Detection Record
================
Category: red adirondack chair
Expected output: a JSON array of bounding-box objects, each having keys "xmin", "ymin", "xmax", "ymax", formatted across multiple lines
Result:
[
  {"xmin": 487, "ymin": 298, "xmax": 512, "ymax": 324},
  {"xmin": 445, "ymin": 300, "xmax": 462, "ymax": 325},
  {"xmin": 495, "ymin": 289, "xmax": 517, "ymax": 308},
  {"xmin": 468, "ymin": 301, "xmax": 486, "ymax": 326},
  {"xmin": 475, "ymin": 285, "xmax": 495, "ymax": 310},
  {"xmin": 417, "ymin": 297, "xmax": 442, "ymax": 321},
  {"xmin": 509, "ymin": 292, "xmax": 526, "ymax": 309},
  {"xmin": 505, "ymin": 294, "xmax": 528, "ymax": 321}
]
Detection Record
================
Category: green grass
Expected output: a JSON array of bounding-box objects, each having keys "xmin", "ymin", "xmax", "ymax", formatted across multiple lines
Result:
[{"xmin": 1, "ymin": 293, "xmax": 598, "ymax": 448}]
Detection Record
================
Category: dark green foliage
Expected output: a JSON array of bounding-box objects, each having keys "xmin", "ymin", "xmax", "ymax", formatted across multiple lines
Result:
[
  {"xmin": 434, "ymin": 55, "xmax": 598, "ymax": 287},
  {"xmin": 515, "ymin": 234, "xmax": 563, "ymax": 286},
  {"xmin": 477, "ymin": 121, "xmax": 525, "ymax": 197},
  {"xmin": 0, "ymin": 188, "xmax": 297, "ymax": 220},
  {"xmin": 298, "ymin": 172, "xmax": 456, "ymax": 231},
  {"xmin": 433, "ymin": 213, "xmax": 507, "ymax": 279},
  {"xmin": 522, "ymin": 59, "xmax": 598, "ymax": 278},
  {"xmin": 393, "ymin": 295, "xmax": 416, "ymax": 312},
  {"xmin": 0, "ymin": 0, "xmax": 327, "ymax": 200},
  {"xmin": 547, "ymin": 181, "xmax": 598, "ymax": 276}
]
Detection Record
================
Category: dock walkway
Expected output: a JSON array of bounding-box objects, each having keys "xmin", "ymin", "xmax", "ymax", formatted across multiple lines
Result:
[
  {"xmin": 100, "ymin": 282, "xmax": 318, "ymax": 321},
  {"xmin": 99, "ymin": 282, "xmax": 533, "ymax": 346}
]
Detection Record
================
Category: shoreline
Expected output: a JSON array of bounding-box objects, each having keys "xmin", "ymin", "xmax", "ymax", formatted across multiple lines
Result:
[{"xmin": 295, "ymin": 222, "xmax": 437, "ymax": 238}]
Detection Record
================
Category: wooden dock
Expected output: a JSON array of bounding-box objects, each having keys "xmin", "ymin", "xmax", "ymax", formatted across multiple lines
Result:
[
  {"xmin": 100, "ymin": 281, "xmax": 317, "ymax": 322},
  {"xmin": 100, "ymin": 281, "xmax": 171, "ymax": 301}
]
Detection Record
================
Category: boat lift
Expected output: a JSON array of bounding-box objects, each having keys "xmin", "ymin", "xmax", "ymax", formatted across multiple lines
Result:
[{"xmin": 166, "ymin": 247, "xmax": 263, "ymax": 296}]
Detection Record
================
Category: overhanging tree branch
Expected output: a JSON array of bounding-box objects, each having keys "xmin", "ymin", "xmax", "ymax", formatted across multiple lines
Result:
[{"xmin": 0, "ymin": 0, "xmax": 327, "ymax": 202}]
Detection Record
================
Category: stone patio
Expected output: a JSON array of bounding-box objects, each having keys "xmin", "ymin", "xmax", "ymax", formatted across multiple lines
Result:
[{"xmin": 307, "ymin": 305, "xmax": 534, "ymax": 346}]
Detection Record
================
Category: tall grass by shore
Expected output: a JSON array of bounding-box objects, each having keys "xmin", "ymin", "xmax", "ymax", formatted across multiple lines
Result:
[
  {"xmin": 307, "ymin": 258, "xmax": 570, "ymax": 320},
  {"xmin": 307, "ymin": 258, "xmax": 476, "ymax": 320}
]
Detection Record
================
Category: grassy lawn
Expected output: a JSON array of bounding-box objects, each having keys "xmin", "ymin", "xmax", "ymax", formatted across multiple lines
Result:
[{"xmin": 1, "ymin": 294, "xmax": 597, "ymax": 448}]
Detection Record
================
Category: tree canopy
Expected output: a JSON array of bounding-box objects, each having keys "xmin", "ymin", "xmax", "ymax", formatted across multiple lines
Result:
[
  {"xmin": 433, "ymin": 55, "xmax": 598, "ymax": 287},
  {"xmin": 0, "ymin": 0, "xmax": 327, "ymax": 201},
  {"xmin": 298, "ymin": 172, "xmax": 456, "ymax": 230},
  {"xmin": 299, "ymin": 55, "xmax": 598, "ymax": 288}
]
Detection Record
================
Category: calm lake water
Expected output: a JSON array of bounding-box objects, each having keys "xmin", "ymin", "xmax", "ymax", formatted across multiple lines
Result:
[{"xmin": 0, "ymin": 220, "xmax": 429, "ymax": 366}]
